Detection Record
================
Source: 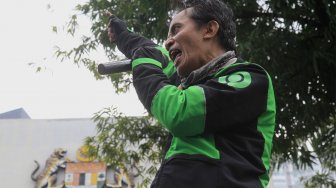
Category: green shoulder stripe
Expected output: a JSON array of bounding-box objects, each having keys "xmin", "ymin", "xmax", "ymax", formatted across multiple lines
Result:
[
  {"xmin": 163, "ymin": 61, "xmax": 176, "ymax": 77},
  {"xmin": 151, "ymin": 85, "xmax": 220, "ymax": 159},
  {"xmin": 151, "ymin": 85, "xmax": 206, "ymax": 137},
  {"xmin": 132, "ymin": 57, "xmax": 162, "ymax": 70},
  {"xmin": 257, "ymin": 73, "xmax": 276, "ymax": 187},
  {"xmin": 155, "ymin": 46, "xmax": 176, "ymax": 77},
  {"xmin": 155, "ymin": 46, "xmax": 169, "ymax": 57}
]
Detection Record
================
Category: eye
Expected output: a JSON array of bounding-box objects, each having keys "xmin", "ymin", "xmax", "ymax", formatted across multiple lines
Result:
[{"xmin": 170, "ymin": 24, "xmax": 181, "ymax": 36}]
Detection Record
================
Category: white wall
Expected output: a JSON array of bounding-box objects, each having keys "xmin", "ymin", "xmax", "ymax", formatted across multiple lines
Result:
[{"xmin": 0, "ymin": 118, "xmax": 97, "ymax": 187}]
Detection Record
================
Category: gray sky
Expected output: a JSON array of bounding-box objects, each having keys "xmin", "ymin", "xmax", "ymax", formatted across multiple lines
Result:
[{"xmin": 0, "ymin": 0, "xmax": 144, "ymax": 119}]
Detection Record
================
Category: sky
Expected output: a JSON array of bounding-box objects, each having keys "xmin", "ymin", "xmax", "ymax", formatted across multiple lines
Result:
[{"xmin": 0, "ymin": 0, "xmax": 145, "ymax": 119}]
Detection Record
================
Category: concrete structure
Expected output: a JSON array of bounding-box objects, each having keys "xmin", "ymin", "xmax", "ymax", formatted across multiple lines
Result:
[
  {"xmin": 0, "ymin": 118, "xmax": 96, "ymax": 188},
  {"xmin": 0, "ymin": 108, "xmax": 30, "ymax": 119}
]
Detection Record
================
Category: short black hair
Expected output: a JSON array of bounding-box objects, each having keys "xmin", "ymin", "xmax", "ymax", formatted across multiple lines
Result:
[{"xmin": 176, "ymin": 0, "xmax": 236, "ymax": 51}]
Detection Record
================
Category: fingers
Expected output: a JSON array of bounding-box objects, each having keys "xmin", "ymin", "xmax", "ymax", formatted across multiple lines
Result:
[
  {"xmin": 105, "ymin": 11, "xmax": 112, "ymax": 17},
  {"xmin": 107, "ymin": 26, "xmax": 116, "ymax": 42},
  {"xmin": 105, "ymin": 11, "xmax": 128, "ymax": 43},
  {"xmin": 106, "ymin": 11, "xmax": 112, "ymax": 27},
  {"xmin": 106, "ymin": 11, "xmax": 115, "ymax": 42},
  {"xmin": 108, "ymin": 32, "xmax": 116, "ymax": 43}
]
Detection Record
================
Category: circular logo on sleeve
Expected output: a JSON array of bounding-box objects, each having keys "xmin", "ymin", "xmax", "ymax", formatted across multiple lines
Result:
[{"xmin": 218, "ymin": 71, "xmax": 252, "ymax": 89}]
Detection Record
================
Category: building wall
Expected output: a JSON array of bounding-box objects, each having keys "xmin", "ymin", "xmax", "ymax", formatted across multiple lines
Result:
[
  {"xmin": 1, "ymin": 118, "xmax": 320, "ymax": 188},
  {"xmin": 0, "ymin": 118, "xmax": 96, "ymax": 188}
]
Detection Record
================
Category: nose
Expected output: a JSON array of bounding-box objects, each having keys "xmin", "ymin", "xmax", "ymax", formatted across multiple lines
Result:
[{"xmin": 165, "ymin": 37, "xmax": 175, "ymax": 51}]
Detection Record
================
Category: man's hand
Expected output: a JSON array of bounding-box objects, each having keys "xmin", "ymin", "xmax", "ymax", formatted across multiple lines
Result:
[
  {"xmin": 106, "ymin": 11, "xmax": 128, "ymax": 43},
  {"xmin": 106, "ymin": 11, "xmax": 115, "ymax": 43},
  {"xmin": 105, "ymin": 11, "xmax": 156, "ymax": 59}
]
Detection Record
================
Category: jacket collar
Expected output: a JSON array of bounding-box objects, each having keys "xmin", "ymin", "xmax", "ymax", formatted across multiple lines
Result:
[{"xmin": 180, "ymin": 51, "xmax": 237, "ymax": 88}]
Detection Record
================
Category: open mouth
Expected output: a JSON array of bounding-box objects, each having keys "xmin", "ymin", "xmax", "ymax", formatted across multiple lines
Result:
[{"xmin": 169, "ymin": 49, "xmax": 182, "ymax": 63}]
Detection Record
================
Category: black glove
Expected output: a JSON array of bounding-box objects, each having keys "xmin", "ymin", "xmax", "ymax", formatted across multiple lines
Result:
[
  {"xmin": 108, "ymin": 15, "xmax": 128, "ymax": 38},
  {"xmin": 108, "ymin": 15, "xmax": 156, "ymax": 59}
]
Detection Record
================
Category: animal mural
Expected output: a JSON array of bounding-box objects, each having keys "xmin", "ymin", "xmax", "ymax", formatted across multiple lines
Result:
[{"xmin": 31, "ymin": 148, "xmax": 71, "ymax": 188}]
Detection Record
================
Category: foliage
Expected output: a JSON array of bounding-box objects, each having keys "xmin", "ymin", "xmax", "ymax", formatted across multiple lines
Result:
[
  {"xmin": 301, "ymin": 116, "xmax": 336, "ymax": 187},
  {"xmin": 228, "ymin": 0, "xmax": 336, "ymax": 171},
  {"xmin": 85, "ymin": 107, "xmax": 167, "ymax": 187},
  {"xmin": 54, "ymin": 0, "xmax": 336, "ymax": 186}
]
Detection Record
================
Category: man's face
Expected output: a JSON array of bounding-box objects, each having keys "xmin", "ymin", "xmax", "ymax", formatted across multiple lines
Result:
[{"xmin": 165, "ymin": 8, "xmax": 207, "ymax": 78}]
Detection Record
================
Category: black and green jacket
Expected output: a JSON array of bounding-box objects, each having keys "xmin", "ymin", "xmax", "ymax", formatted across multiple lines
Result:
[{"xmin": 115, "ymin": 28, "xmax": 276, "ymax": 188}]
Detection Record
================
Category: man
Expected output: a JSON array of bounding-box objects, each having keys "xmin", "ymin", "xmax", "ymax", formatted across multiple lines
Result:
[{"xmin": 107, "ymin": 0, "xmax": 276, "ymax": 187}]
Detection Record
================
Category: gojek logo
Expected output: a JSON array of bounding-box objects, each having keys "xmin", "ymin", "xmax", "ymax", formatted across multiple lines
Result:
[{"xmin": 218, "ymin": 71, "xmax": 252, "ymax": 89}]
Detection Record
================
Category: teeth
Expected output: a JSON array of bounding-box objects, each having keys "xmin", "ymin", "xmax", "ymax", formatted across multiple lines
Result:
[{"xmin": 169, "ymin": 49, "xmax": 181, "ymax": 61}]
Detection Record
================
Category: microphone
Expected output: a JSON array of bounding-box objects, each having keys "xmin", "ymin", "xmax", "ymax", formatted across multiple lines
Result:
[{"xmin": 97, "ymin": 59, "xmax": 131, "ymax": 75}]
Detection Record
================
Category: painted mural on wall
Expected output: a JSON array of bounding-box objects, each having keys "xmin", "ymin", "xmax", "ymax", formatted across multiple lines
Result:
[
  {"xmin": 31, "ymin": 148, "xmax": 72, "ymax": 188},
  {"xmin": 65, "ymin": 162, "xmax": 106, "ymax": 188},
  {"xmin": 31, "ymin": 147, "xmax": 136, "ymax": 188}
]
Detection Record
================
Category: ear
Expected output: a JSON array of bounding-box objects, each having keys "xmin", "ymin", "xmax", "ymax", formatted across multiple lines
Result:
[{"xmin": 203, "ymin": 20, "xmax": 219, "ymax": 39}]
